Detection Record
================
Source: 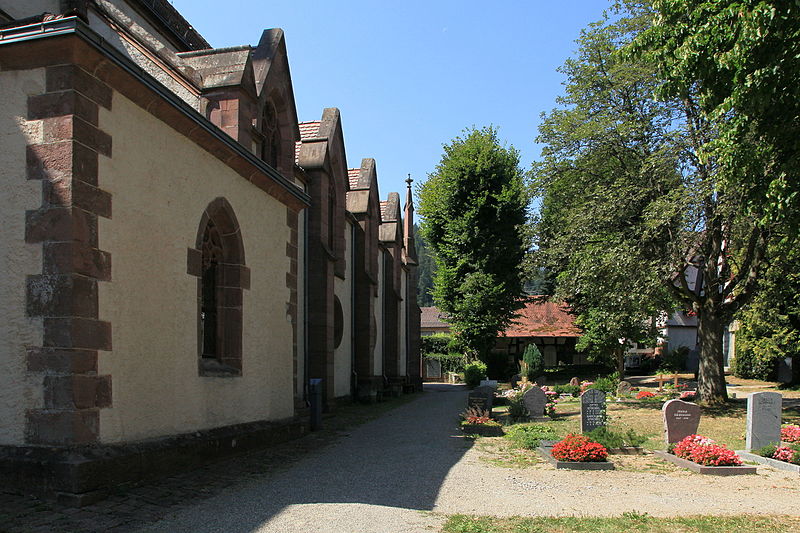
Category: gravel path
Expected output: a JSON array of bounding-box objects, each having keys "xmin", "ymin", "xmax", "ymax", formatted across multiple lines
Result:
[{"xmin": 136, "ymin": 384, "xmax": 800, "ymax": 533}]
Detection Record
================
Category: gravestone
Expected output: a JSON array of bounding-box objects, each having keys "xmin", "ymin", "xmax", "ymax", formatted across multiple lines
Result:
[
  {"xmin": 510, "ymin": 374, "xmax": 521, "ymax": 389},
  {"xmin": 425, "ymin": 359, "xmax": 442, "ymax": 379},
  {"xmin": 580, "ymin": 389, "xmax": 606, "ymax": 432},
  {"xmin": 777, "ymin": 357, "xmax": 793, "ymax": 384},
  {"xmin": 616, "ymin": 381, "xmax": 632, "ymax": 397},
  {"xmin": 662, "ymin": 399, "xmax": 701, "ymax": 444},
  {"xmin": 468, "ymin": 386, "xmax": 494, "ymax": 413},
  {"xmin": 523, "ymin": 385, "xmax": 548, "ymax": 421},
  {"xmin": 479, "ymin": 380, "xmax": 498, "ymax": 390},
  {"xmin": 746, "ymin": 391, "xmax": 782, "ymax": 451},
  {"xmin": 569, "ymin": 377, "xmax": 580, "ymax": 387},
  {"xmin": 534, "ymin": 375, "xmax": 547, "ymax": 386}
]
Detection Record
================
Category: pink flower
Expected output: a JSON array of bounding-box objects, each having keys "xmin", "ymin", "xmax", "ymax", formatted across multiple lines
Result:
[{"xmin": 781, "ymin": 425, "xmax": 800, "ymax": 443}]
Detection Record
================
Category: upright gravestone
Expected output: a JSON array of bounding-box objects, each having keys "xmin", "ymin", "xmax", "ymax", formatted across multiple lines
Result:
[
  {"xmin": 468, "ymin": 386, "xmax": 494, "ymax": 414},
  {"xmin": 523, "ymin": 385, "xmax": 548, "ymax": 421},
  {"xmin": 569, "ymin": 377, "xmax": 580, "ymax": 387},
  {"xmin": 580, "ymin": 389, "xmax": 606, "ymax": 432},
  {"xmin": 662, "ymin": 399, "xmax": 701, "ymax": 444},
  {"xmin": 510, "ymin": 374, "xmax": 521, "ymax": 389},
  {"xmin": 534, "ymin": 375, "xmax": 548, "ymax": 386},
  {"xmin": 616, "ymin": 381, "xmax": 632, "ymax": 397},
  {"xmin": 479, "ymin": 380, "xmax": 498, "ymax": 390},
  {"xmin": 746, "ymin": 391, "xmax": 782, "ymax": 451}
]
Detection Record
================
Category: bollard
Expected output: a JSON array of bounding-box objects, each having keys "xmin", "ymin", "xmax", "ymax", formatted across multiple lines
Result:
[{"xmin": 309, "ymin": 378, "xmax": 323, "ymax": 431}]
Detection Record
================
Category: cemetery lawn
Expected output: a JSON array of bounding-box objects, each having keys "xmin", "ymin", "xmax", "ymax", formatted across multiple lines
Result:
[{"xmin": 440, "ymin": 513, "xmax": 800, "ymax": 533}]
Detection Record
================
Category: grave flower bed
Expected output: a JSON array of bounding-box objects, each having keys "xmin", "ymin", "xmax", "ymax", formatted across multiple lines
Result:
[
  {"xmin": 655, "ymin": 434, "xmax": 756, "ymax": 475},
  {"xmin": 551, "ymin": 434, "xmax": 608, "ymax": 462},
  {"xmin": 754, "ymin": 442, "xmax": 800, "ymax": 465},
  {"xmin": 460, "ymin": 407, "xmax": 504, "ymax": 436},
  {"xmin": 539, "ymin": 434, "xmax": 614, "ymax": 470},
  {"xmin": 541, "ymin": 385, "xmax": 559, "ymax": 418},
  {"xmin": 782, "ymin": 424, "xmax": 800, "ymax": 443},
  {"xmin": 636, "ymin": 390, "xmax": 655, "ymax": 400}
]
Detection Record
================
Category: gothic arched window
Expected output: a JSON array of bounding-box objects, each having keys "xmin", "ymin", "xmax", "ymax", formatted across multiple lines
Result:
[
  {"xmin": 188, "ymin": 198, "xmax": 249, "ymax": 376},
  {"xmin": 260, "ymin": 102, "xmax": 281, "ymax": 170}
]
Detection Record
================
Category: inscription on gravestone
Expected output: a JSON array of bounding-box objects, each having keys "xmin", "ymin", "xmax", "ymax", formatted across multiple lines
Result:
[
  {"xmin": 662, "ymin": 399, "xmax": 701, "ymax": 444},
  {"xmin": 468, "ymin": 386, "xmax": 494, "ymax": 413},
  {"xmin": 523, "ymin": 385, "xmax": 548, "ymax": 421},
  {"xmin": 580, "ymin": 389, "xmax": 606, "ymax": 432},
  {"xmin": 746, "ymin": 391, "xmax": 782, "ymax": 451}
]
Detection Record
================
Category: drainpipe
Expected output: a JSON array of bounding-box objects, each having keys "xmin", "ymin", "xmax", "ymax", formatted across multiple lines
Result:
[{"xmin": 350, "ymin": 221, "xmax": 357, "ymax": 400}]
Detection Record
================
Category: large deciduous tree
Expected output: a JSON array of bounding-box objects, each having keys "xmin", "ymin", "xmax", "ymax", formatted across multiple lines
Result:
[
  {"xmin": 419, "ymin": 127, "xmax": 529, "ymax": 361},
  {"xmin": 536, "ymin": 1, "xmax": 777, "ymax": 404}
]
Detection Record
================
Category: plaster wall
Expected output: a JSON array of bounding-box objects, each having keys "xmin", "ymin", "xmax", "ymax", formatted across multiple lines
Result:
[
  {"xmin": 333, "ymin": 223, "xmax": 352, "ymax": 397},
  {"xmin": 0, "ymin": 69, "xmax": 46, "ymax": 445},
  {"xmin": 0, "ymin": 1, "xmax": 59, "ymax": 19},
  {"xmin": 399, "ymin": 270, "xmax": 407, "ymax": 377},
  {"xmin": 97, "ymin": 92, "xmax": 295, "ymax": 444},
  {"xmin": 373, "ymin": 249, "xmax": 384, "ymax": 377}
]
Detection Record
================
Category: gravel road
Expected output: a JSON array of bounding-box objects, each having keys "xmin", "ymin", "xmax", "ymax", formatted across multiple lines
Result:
[{"xmin": 136, "ymin": 384, "xmax": 800, "ymax": 533}]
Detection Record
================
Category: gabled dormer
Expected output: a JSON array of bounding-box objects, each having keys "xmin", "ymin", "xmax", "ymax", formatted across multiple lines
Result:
[
  {"xmin": 252, "ymin": 29, "xmax": 300, "ymax": 179},
  {"xmin": 346, "ymin": 158, "xmax": 381, "ymax": 284}
]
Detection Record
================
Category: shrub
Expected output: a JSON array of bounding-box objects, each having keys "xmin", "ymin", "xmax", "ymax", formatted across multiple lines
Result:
[
  {"xmin": 657, "ymin": 346, "xmax": 688, "ymax": 374},
  {"xmin": 424, "ymin": 352, "xmax": 467, "ymax": 375},
  {"xmin": 592, "ymin": 372, "xmax": 620, "ymax": 393},
  {"xmin": 672, "ymin": 434, "xmax": 742, "ymax": 466},
  {"xmin": 460, "ymin": 406, "xmax": 491, "ymax": 425},
  {"xmin": 521, "ymin": 343, "xmax": 544, "ymax": 381},
  {"xmin": 551, "ymin": 434, "xmax": 608, "ymax": 462},
  {"xmin": 505, "ymin": 424, "xmax": 558, "ymax": 450},
  {"xmin": 464, "ymin": 362, "xmax": 487, "ymax": 388},
  {"xmin": 552, "ymin": 384, "xmax": 581, "ymax": 397},
  {"xmin": 585, "ymin": 427, "xmax": 648, "ymax": 449}
]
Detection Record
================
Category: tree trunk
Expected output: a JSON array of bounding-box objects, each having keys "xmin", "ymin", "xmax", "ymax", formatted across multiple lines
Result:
[{"xmin": 696, "ymin": 308, "xmax": 728, "ymax": 405}]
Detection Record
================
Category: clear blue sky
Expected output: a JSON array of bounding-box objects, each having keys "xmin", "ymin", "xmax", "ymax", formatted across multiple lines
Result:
[{"xmin": 170, "ymin": 0, "xmax": 611, "ymax": 202}]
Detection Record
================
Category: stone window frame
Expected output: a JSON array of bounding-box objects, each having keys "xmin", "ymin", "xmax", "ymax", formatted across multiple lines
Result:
[
  {"xmin": 260, "ymin": 100, "xmax": 281, "ymax": 169},
  {"xmin": 187, "ymin": 198, "xmax": 250, "ymax": 377}
]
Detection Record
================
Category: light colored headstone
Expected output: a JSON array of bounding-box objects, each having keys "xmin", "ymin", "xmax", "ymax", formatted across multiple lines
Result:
[
  {"xmin": 662, "ymin": 399, "xmax": 701, "ymax": 444},
  {"xmin": 616, "ymin": 381, "xmax": 632, "ymax": 397},
  {"xmin": 580, "ymin": 389, "xmax": 606, "ymax": 432},
  {"xmin": 479, "ymin": 380, "xmax": 498, "ymax": 390},
  {"xmin": 425, "ymin": 359, "xmax": 442, "ymax": 379},
  {"xmin": 746, "ymin": 391, "xmax": 782, "ymax": 451},
  {"xmin": 468, "ymin": 386, "xmax": 494, "ymax": 413},
  {"xmin": 569, "ymin": 377, "xmax": 580, "ymax": 387},
  {"xmin": 523, "ymin": 385, "xmax": 548, "ymax": 420}
]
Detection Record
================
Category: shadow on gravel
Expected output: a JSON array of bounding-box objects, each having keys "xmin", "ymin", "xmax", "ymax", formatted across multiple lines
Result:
[{"xmin": 141, "ymin": 383, "xmax": 473, "ymax": 533}]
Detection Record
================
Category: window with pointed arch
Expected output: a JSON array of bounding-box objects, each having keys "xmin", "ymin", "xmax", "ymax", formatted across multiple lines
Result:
[
  {"xmin": 260, "ymin": 101, "xmax": 281, "ymax": 170},
  {"xmin": 188, "ymin": 198, "xmax": 249, "ymax": 376}
]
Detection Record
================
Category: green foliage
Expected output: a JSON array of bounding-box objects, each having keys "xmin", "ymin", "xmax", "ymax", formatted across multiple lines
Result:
[
  {"xmin": 733, "ymin": 240, "xmax": 800, "ymax": 383},
  {"xmin": 418, "ymin": 126, "xmax": 529, "ymax": 361},
  {"xmin": 421, "ymin": 334, "xmax": 466, "ymax": 374},
  {"xmin": 463, "ymin": 362, "xmax": 487, "ymax": 388},
  {"xmin": 585, "ymin": 427, "xmax": 648, "ymax": 449},
  {"xmin": 414, "ymin": 224, "xmax": 436, "ymax": 307},
  {"xmin": 592, "ymin": 372, "xmax": 620, "ymax": 394},
  {"xmin": 657, "ymin": 347, "xmax": 688, "ymax": 374},
  {"xmin": 505, "ymin": 424, "xmax": 558, "ymax": 450},
  {"xmin": 755, "ymin": 443, "xmax": 778, "ymax": 459},
  {"xmin": 552, "ymin": 384, "xmax": 581, "ymax": 397},
  {"xmin": 521, "ymin": 343, "xmax": 544, "ymax": 381}
]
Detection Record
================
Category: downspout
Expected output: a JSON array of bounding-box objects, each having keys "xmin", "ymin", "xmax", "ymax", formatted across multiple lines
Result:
[
  {"xmin": 303, "ymin": 206, "xmax": 310, "ymax": 404},
  {"xmin": 350, "ymin": 221, "xmax": 357, "ymax": 400}
]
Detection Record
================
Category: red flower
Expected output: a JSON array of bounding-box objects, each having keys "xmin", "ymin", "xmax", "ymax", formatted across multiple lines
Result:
[
  {"xmin": 636, "ymin": 391, "xmax": 655, "ymax": 399},
  {"xmin": 672, "ymin": 434, "xmax": 741, "ymax": 466},
  {"xmin": 781, "ymin": 425, "xmax": 800, "ymax": 443},
  {"xmin": 551, "ymin": 434, "xmax": 608, "ymax": 462}
]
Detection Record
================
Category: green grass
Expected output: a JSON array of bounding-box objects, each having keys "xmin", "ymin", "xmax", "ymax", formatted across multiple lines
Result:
[{"xmin": 441, "ymin": 514, "xmax": 800, "ymax": 533}]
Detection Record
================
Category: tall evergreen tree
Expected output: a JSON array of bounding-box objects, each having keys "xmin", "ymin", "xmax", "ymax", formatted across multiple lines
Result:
[
  {"xmin": 414, "ymin": 224, "xmax": 436, "ymax": 307},
  {"xmin": 419, "ymin": 127, "xmax": 529, "ymax": 361}
]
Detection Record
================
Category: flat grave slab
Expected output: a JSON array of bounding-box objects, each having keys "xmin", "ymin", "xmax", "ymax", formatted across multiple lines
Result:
[{"xmin": 736, "ymin": 451, "xmax": 800, "ymax": 474}]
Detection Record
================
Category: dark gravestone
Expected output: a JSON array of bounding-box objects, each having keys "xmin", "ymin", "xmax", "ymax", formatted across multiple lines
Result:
[
  {"xmin": 662, "ymin": 399, "xmax": 701, "ymax": 444},
  {"xmin": 510, "ymin": 374, "xmax": 521, "ymax": 389},
  {"xmin": 777, "ymin": 357, "xmax": 793, "ymax": 384},
  {"xmin": 616, "ymin": 381, "xmax": 632, "ymax": 397},
  {"xmin": 746, "ymin": 391, "xmax": 782, "ymax": 451},
  {"xmin": 468, "ymin": 386, "xmax": 494, "ymax": 413},
  {"xmin": 534, "ymin": 375, "xmax": 547, "ymax": 386},
  {"xmin": 523, "ymin": 385, "xmax": 548, "ymax": 421},
  {"xmin": 580, "ymin": 389, "xmax": 606, "ymax": 432}
]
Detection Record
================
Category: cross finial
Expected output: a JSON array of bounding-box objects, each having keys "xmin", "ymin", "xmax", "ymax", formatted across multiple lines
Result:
[{"xmin": 406, "ymin": 174, "xmax": 413, "ymax": 187}]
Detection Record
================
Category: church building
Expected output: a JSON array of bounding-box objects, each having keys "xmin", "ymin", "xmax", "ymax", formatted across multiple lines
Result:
[{"xmin": 0, "ymin": 0, "xmax": 420, "ymax": 503}]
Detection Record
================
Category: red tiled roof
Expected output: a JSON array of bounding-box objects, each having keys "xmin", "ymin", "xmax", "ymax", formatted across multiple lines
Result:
[
  {"xmin": 298, "ymin": 121, "xmax": 320, "ymax": 139},
  {"xmin": 421, "ymin": 307, "xmax": 451, "ymax": 329},
  {"xmin": 503, "ymin": 300, "xmax": 580, "ymax": 338},
  {"xmin": 348, "ymin": 168, "xmax": 361, "ymax": 189},
  {"xmin": 421, "ymin": 301, "xmax": 580, "ymax": 338}
]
